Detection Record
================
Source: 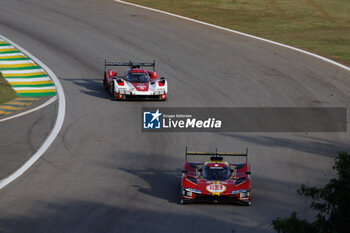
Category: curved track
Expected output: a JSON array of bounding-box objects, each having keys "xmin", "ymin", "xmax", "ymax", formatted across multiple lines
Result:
[{"xmin": 0, "ymin": 0, "xmax": 349, "ymax": 232}]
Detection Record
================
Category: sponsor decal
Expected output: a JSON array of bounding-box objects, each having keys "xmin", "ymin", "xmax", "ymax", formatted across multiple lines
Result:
[
  {"xmin": 137, "ymin": 85, "xmax": 147, "ymax": 90},
  {"xmin": 142, "ymin": 108, "xmax": 222, "ymax": 132},
  {"xmin": 185, "ymin": 188, "xmax": 202, "ymax": 194},
  {"xmin": 231, "ymin": 189, "xmax": 246, "ymax": 195},
  {"xmin": 206, "ymin": 184, "xmax": 226, "ymax": 194},
  {"xmin": 163, "ymin": 117, "xmax": 221, "ymax": 128}
]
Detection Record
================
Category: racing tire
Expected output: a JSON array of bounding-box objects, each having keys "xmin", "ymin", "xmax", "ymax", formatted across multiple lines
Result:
[
  {"xmin": 180, "ymin": 198, "xmax": 190, "ymax": 205},
  {"xmin": 110, "ymin": 83, "xmax": 117, "ymax": 101},
  {"xmin": 103, "ymin": 77, "xmax": 108, "ymax": 90},
  {"xmin": 241, "ymin": 200, "xmax": 251, "ymax": 206}
]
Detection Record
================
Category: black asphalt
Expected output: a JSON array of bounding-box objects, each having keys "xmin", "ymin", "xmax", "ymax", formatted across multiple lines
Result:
[{"xmin": 0, "ymin": 0, "xmax": 349, "ymax": 232}]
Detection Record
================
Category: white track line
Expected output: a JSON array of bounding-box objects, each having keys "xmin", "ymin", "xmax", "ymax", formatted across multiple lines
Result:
[
  {"xmin": 0, "ymin": 35, "xmax": 66, "ymax": 190},
  {"xmin": 0, "ymin": 53, "xmax": 24, "ymax": 57},
  {"xmin": 0, "ymin": 60, "xmax": 35, "ymax": 65},
  {"xmin": 115, "ymin": 0, "xmax": 350, "ymax": 72},
  {"xmin": 13, "ymin": 86, "xmax": 56, "ymax": 91}
]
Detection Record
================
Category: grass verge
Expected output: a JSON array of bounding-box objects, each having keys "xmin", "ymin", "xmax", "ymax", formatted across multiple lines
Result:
[
  {"xmin": 0, "ymin": 72, "xmax": 16, "ymax": 104},
  {"xmin": 125, "ymin": 0, "xmax": 350, "ymax": 66}
]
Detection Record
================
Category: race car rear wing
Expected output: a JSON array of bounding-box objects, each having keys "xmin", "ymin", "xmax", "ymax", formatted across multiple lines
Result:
[
  {"xmin": 185, "ymin": 146, "xmax": 248, "ymax": 163},
  {"xmin": 104, "ymin": 60, "xmax": 155, "ymax": 71}
]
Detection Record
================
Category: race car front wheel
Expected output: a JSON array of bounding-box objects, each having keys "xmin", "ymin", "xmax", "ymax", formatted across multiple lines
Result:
[
  {"xmin": 241, "ymin": 200, "xmax": 251, "ymax": 206},
  {"xmin": 103, "ymin": 77, "xmax": 108, "ymax": 90},
  {"xmin": 110, "ymin": 83, "xmax": 117, "ymax": 101},
  {"xmin": 180, "ymin": 198, "xmax": 190, "ymax": 205}
]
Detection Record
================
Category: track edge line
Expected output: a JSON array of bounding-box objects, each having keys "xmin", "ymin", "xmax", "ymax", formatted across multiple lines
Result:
[{"xmin": 114, "ymin": 0, "xmax": 350, "ymax": 72}]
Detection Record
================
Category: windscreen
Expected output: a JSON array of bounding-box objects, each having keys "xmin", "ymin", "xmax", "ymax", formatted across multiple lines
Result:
[
  {"xmin": 203, "ymin": 165, "xmax": 230, "ymax": 180},
  {"xmin": 126, "ymin": 72, "xmax": 149, "ymax": 83}
]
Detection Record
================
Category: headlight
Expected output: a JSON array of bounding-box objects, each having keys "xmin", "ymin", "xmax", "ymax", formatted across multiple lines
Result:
[
  {"xmin": 231, "ymin": 189, "xmax": 246, "ymax": 195},
  {"xmin": 240, "ymin": 191, "xmax": 250, "ymax": 198},
  {"xmin": 185, "ymin": 188, "xmax": 202, "ymax": 194}
]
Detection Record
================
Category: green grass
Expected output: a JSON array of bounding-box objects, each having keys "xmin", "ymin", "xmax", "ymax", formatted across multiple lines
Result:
[
  {"xmin": 0, "ymin": 72, "xmax": 16, "ymax": 103},
  {"xmin": 126, "ymin": 0, "xmax": 350, "ymax": 66}
]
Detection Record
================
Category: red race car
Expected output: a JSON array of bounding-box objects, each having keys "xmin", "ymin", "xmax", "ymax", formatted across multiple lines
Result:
[
  {"xmin": 181, "ymin": 148, "xmax": 251, "ymax": 205},
  {"xmin": 103, "ymin": 60, "xmax": 168, "ymax": 100}
]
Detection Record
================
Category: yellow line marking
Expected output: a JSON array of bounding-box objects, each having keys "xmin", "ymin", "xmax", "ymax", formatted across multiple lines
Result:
[
  {"xmin": 0, "ymin": 63, "xmax": 37, "ymax": 68},
  {"xmin": 6, "ymin": 102, "xmax": 32, "ymax": 106},
  {"xmin": 0, "ymin": 106, "xmax": 22, "ymax": 110},
  {"xmin": 15, "ymin": 97, "xmax": 40, "ymax": 101},
  {"xmin": 3, "ymin": 72, "xmax": 47, "ymax": 77},
  {"xmin": 0, "ymin": 48, "xmax": 18, "ymax": 52},
  {"xmin": 0, "ymin": 55, "xmax": 28, "ymax": 59},
  {"xmin": 16, "ymin": 89, "xmax": 57, "ymax": 93},
  {"xmin": 8, "ymin": 81, "xmax": 53, "ymax": 85},
  {"xmin": 0, "ymin": 111, "xmax": 11, "ymax": 115}
]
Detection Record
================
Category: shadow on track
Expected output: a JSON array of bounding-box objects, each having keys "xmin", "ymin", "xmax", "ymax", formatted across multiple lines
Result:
[
  {"xmin": 0, "ymin": 175, "xmax": 307, "ymax": 233},
  {"xmin": 60, "ymin": 78, "xmax": 110, "ymax": 99},
  {"xmin": 119, "ymin": 167, "xmax": 181, "ymax": 204}
]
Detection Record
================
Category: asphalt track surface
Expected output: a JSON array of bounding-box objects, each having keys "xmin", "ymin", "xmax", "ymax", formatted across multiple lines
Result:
[{"xmin": 0, "ymin": 0, "xmax": 349, "ymax": 232}]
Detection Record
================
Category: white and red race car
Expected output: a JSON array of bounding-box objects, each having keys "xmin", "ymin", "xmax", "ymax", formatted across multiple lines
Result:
[{"xmin": 103, "ymin": 60, "xmax": 168, "ymax": 100}]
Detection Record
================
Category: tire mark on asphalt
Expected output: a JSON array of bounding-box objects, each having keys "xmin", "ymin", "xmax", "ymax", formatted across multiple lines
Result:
[
  {"xmin": 306, "ymin": 0, "xmax": 345, "ymax": 23},
  {"xmin": 27, "ymin": 116, "xmax": 44, "ymax": 154},
  {"xmin": 268, "ymin": 0, "xmax": 318, "ymax": 26},
  {"xmin": 62, "ymin": 115, "xmax": 86, "ymax": 157}
]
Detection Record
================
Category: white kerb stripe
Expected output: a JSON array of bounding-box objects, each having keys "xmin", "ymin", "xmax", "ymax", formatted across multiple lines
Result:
[
  {"xmin": 6, "ymin": 77, "xmax": 51, "ymax": 82},
  {"xmin": 0, "ymin": 53, "xmax": 25, "ymax": 57},
  {"xmin": 0, "ymin": 46, "xmax": 15, "ymax": 49},
  {"xmin": 13, "ymin": 86, "xmax": 56, "ymax": 90},
  {"xmin": 0, "ymin": 60, "xmax": 35, "ymax": 65}
]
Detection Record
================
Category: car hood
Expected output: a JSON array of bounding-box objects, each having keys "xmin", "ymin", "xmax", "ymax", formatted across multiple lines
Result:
[{"xmin": 129, "ymin": 82, "xmax": 149, "ymax": 91}]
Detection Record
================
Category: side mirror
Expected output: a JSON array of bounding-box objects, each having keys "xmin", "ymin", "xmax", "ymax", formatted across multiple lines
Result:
[
  {"xmin": 245, "ymin": 171, "xmax": 251, "ymax": 175},
  {"xmin": 182, "ymin": 170, "xmax": 188, "ymax": 174}
]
